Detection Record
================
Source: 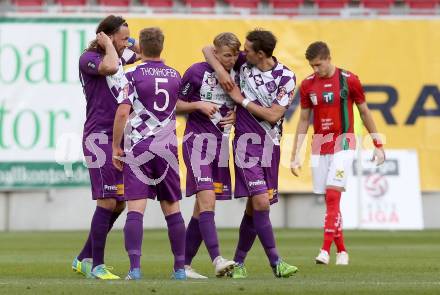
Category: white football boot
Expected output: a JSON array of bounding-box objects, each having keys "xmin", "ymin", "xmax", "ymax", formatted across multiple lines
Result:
[
  {"xmin": 335, "ymin": 251, "xmax": 349, "ymax": 265},
  {"xmin": 213, "ymin": 256, "xmax": 235, "ymax": 277},
  {"xmin": 184, "ymin": 265, "xmax": 208, "ymax": 279},
  {"xmin": 315, "ymin": 249, "xmax": 330, "ymax": 265}
]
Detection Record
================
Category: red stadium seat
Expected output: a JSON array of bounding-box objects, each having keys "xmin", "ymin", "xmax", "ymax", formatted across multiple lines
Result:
[
  {"xmin": 140, "ymin": 0, "xmax": 173, "ymax": 8},
  {"xmin": 55, "ymin": 0, "xmax": 86, "ymax": 5},
  {"xmin": 269, "ymin": 0, "xmax": 303, "ymax": 9},
  {"xmin": 98, "ymin": 0, "xmax": 130, "ymax": 7},
  {"xmin": 226, "ymin": 0, "xmax": 260, "ymax": 9},
  {"xmin": 360, "ymin": 0, "xmax": 394, "ymax": 9},
  {"xmin": 314, "ymin": 0, "xmax": 349, "ymax": 9},
  {"xmin": 184, "ymin": 0, "xmax": 216, "ymax": 8},
  {"xmin": 13, "ymin": 0, "xmax": 45, "ymax": 6},
  {"xmin": 405, "ymin": 0, "xmax": 437, "ymax": 9}
]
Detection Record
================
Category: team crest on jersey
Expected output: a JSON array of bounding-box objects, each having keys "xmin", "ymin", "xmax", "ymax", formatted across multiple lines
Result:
[
  {"xmin": 276, "ymin": 86, "xmax": 287, "ymax": 101},
  {"xmin": 266, "ymin": 81, "xmax": 277, "ymax": 93},
  {"xmin": 253, "ymin": 74, "xmax": 264, "ymax": 86},
  {"xmin": 309, "ymin": 92, "xmax": 318, "ymax": 105},
  {"xmin": 206, "ymin": 73, "xmax": 218, "ymax": 89},
  {"xmin": 323, "ymin": 92, "xmax": 334, "ymax": 104}
]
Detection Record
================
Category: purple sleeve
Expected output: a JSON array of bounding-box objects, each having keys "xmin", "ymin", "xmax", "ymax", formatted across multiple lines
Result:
[
  {"xmin": 79, "ymin": 51, "xmax": 102, "ymax": 76},
  {"xmin": 121, "ymin": 70, "xmax": 135, "ymax": 105},
  {"xmin": 179, "ymin": 65, "xmax": 199, "ymax": 102},
  {"xmin": 121, "ymin": 49, "xmax": 137, "ymax": 65},
  {"xmin": 233, "ymin": 51, "xmax": 247, "ymax": 72},
  {"xmin": 273, "ymin": 74, "xmax": 296, "ymax": 108}
]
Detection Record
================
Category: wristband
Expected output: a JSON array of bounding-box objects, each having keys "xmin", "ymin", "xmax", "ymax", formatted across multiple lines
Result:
[
  {"xmin": 242, "ymin": 98, "xmax": 251, "ymax": 108},
  {"xmin": 373, "ymin": 138, "xmax": 383, "ymax": 148}
]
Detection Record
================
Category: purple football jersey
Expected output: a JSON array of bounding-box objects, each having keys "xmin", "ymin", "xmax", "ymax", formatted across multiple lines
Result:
[
  {"xmin": 235, "ymin": 56, "xmax": 296, "ymax": 146},
  {"xmin": 122, "ymin": 60, "xmax": 181, "ymax": 147},
  {"xmin": 121, "ymin": 60, "xmax": 182, "ymax": 201},
  {"xmin": 179, "ymin": 62, "xmax": 236, "ymax": 137},
  {"xmin": 79, "ymin": 48, "xmax": 136, "ymax": 139}
]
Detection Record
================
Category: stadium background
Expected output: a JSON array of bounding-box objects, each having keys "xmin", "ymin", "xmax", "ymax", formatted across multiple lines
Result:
[{"xmin": 0, "ymin": 1, "xmax": 439, "ymax": 231}]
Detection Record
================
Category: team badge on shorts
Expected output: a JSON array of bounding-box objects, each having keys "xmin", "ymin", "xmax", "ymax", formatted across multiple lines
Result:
[{"xmin": 335, "ymin": 169, "xmax": 345, "ymax": 179}]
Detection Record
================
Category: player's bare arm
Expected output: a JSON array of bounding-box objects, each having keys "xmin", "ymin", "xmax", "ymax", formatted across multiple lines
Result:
[
  {"xmin": 96, "ymin": 32, "xmax": 119, "ymax": 75},
  {"xmin": 202, "ymin": 45, "xmax": 235, "ymax": 91},
  {"xmin": 290, "ymin": 108, "xmax": 311, "ymax": 177},
  {"xmin": 176, "ymin": 99, "xmax": 219, "ymax": 118},
  {"xmin": 356, "ymin": 102, "xmax": 386, "ymax": 166},
  {"xmin": 112, "ymin": 104, "xmax": 130, "ymax": 171},
  {"xmin": 228, "ymin": 85, "xmax": 286, "ymax": 125}
]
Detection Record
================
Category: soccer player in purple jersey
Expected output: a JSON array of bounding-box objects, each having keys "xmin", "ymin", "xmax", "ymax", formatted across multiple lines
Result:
[
  {"xmin": 204, "ymin": 29, "xmax": 298, "ymax": 278},
  {"xmin": 112, "ymin": 27, "xmax": 186, "ymax": 280},
  {"xmin": 73, "ymin": 15, "xmax": 140, "ymax": 280},
  {"xmin": 176, "ymin": 32, "xmax": 240, "ymax": 279}
]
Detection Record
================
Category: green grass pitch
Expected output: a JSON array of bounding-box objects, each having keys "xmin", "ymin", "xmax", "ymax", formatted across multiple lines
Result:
[{"xmin": 0, "ymin": 229, "xmax": 439, "ymax": 294}]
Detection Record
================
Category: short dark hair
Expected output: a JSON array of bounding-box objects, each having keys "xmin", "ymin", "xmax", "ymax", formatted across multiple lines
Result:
[
  {"xmin": 88, "ymin": 15, "xmax": 128, "ymax": 52},
  {"xmin": 139, "ymin": 27, "xmax": 164, "ymax": 57},
  {"xmin": 246, "ymin": 28, "xmax": 277, "ymax": 57},
  {"xmin": 305, "ymin": 41, "xmax": 330, "ymax": 60}
]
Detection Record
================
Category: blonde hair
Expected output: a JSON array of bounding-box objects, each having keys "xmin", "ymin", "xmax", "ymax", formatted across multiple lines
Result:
[{"xmin": 213, "ymin": 32, "xmax": 241, "ymax": 54}]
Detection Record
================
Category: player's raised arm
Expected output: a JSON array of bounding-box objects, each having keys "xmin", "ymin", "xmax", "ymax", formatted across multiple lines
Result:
[
  {"xmin": 228, "ymin": 85, "xmax": 286, "ymax": 125},
  {"xmin": 96, "ymin": 32, "xmax": 119, "ymax": 75},
  {"xmin": 203, "ymin": 45, "xmax": 235, "ymax": 91},
  {"xmin": 290, "ymin": 108, "xmax": 311, "ymax": 176}
]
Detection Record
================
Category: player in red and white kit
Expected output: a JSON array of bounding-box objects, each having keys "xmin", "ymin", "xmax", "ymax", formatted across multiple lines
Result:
[{"xmin": 290, "ymin": 41, "xmax": 385, "ymax": 265}]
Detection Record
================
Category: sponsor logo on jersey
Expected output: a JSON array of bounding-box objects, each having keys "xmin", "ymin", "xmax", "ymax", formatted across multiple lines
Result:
[
  {"xmin": 181, "ymin": 82, "xmax": 191, "ymax": 96},
  {"xmin": 323, "ymin": 92, "xmax": 334, "ymax": 104},
  {"xmin": 324, "ymin": 83, "xmax": 332, "ymax": 88},
  {"xmin": 87, "ymin": 61, "xmax": 96, "ymax": 69}
]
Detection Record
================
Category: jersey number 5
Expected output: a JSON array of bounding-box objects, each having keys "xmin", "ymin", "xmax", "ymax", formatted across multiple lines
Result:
[{"xmin": 154, "ymin": 78, "xmax": 169, "ymax": 112}]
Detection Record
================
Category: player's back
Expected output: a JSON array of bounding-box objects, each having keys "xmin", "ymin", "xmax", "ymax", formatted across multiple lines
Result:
[{"xmin": 127, "ymin": 61, "xmax": 180, "ymax": 122}]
